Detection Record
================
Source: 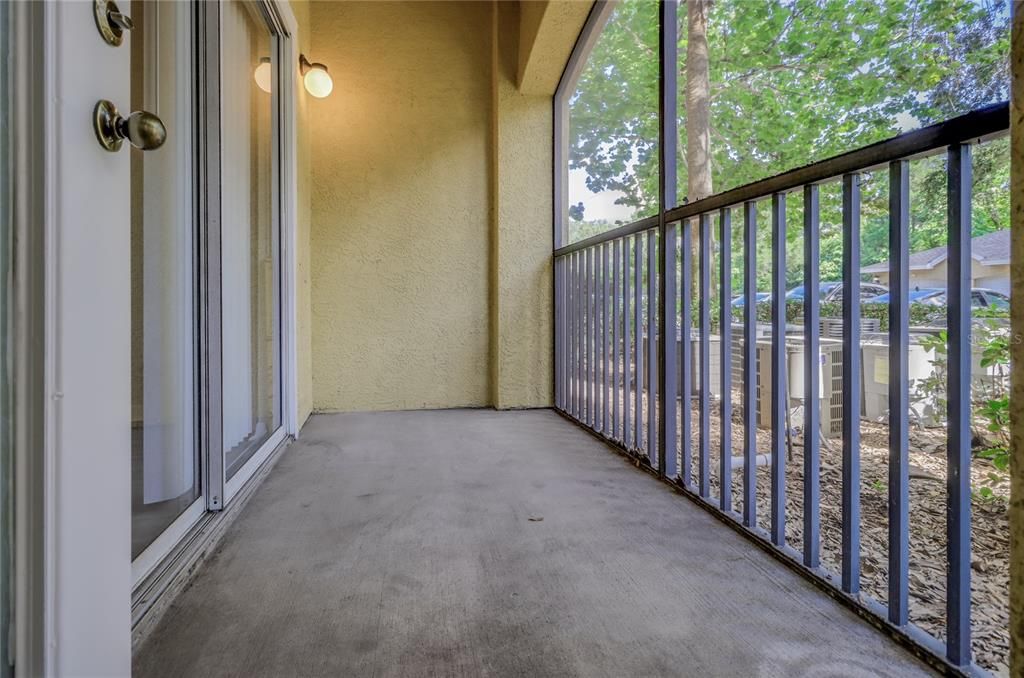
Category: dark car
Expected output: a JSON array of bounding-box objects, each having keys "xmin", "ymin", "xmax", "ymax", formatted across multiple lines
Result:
[
  {"xmin": 822, "ymin": 282, "xmax": 888, "ymax": 303},
  {"xmin": 864, "ymin": 287, "xmax": 1009, "ymax": 310},
  {"xmin": 864, "ymin": 287, "xmax": 946, "ymax": 306},
  {"xmin": 786, "ymin": 282, "xmax": 888, "ymax": 303},
  {"xmin": 731, "ymin": 292, "xmax": 771, "ymax": 307}
]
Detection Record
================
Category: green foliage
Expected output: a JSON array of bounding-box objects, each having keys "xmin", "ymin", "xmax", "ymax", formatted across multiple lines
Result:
[
  {"xmin": 567, "ymin": 0, "xmax": 1012, "ymax": 285},
  {"xmin": 916, "ymin": 317, "xmax": 1011, "ymax": 496},
  {"xmin": 972, "ymin": 318, "xmax": 1011, "ymax": 484}
]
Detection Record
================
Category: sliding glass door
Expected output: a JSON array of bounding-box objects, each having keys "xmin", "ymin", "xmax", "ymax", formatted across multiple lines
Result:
[
  {"xmin": 130, "ymin": 0, "xmax": 201, "ymax": 562},
  {"xmin": 221, "ymin": 0, "xmax": 282, "ymax": 481},
  {"xmin": 132, "ymin": 0, "xmax": 288, "ymax": 578}
]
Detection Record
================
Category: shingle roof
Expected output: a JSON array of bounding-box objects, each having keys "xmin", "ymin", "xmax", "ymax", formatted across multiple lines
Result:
[{"xmin": 861, "ymin": 229, "xmax": 1009, "ymax": 274}]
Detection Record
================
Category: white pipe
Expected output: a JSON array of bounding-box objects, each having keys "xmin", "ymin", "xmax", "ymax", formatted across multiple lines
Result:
[{"xmin": 730, "ymin": 454, "xmax": 771, "ymax": 469}]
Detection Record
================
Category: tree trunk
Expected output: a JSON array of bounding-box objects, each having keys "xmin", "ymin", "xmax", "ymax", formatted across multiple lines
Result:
[{"xmin": 686, "ymin": 0, "xmax": 714, "ymax": 307}]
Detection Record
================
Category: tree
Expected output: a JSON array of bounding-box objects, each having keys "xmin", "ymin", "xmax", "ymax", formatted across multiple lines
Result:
[
  {"xmin": 567, "ymin": 0, "xmax": 1011, "ymax": 291},
  {"xmin": 686, "ymin": 0, "xmax": 713, "ymax": 292}
]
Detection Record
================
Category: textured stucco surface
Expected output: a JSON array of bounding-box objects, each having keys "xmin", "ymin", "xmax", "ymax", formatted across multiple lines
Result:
[
  {"xmin": 517, "ymin": 1, "xmax": 594, "ymax": 95},
  {"xmin": 490, "ymin": 2, "xmax": 555, "ymax": 408},
  {"xmin": 309, "ymin": 1, "xmax": 493, "ymax": 412},
  {"xmin": 306, "ymin": 1, "xmax": 577, "ymax": 412},
  {"xmin": 292, "ymin": 0, "xmax": 313, "ymax": 427},
  {"xmin": 1009, "ymin": 2, "xmax": 1022, "ymax": 672}
]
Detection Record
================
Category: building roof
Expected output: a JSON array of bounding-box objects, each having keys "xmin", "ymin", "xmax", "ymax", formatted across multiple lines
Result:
[{"xmin": 861, "ymin": 229, "xmax": 1010, "ymax": 274}]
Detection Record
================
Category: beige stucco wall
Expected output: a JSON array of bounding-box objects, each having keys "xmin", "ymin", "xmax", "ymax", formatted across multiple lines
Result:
[
  {"xmin": 292, "ymin": 0, "xmax": 314, "ymax": 426},
  {"xmin": 517, "ymin": 0, "xmax": 593, "ymax": 95},
  {"xmin": 491, "ymin": 2, "xmax": 554, "ymax": 408},
  {"xmin": 302, "ymin": 0, "xmax": 589, "ymax": 413},
  {"xmin": 309, "ymin": 1, "xmax": 493, "ymax": 411}
]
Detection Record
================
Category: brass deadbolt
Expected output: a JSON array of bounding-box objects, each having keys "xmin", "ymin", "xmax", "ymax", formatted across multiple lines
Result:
[{"xmin": 94, "ymin": 0, "xmax": 134, "ymax": 47}]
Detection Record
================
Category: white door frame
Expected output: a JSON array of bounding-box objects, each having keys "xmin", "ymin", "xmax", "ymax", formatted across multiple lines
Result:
[
  {"xmin": 43, "ymin": 1, "xmax": 132, "ymax": 673},
  {"xmin": 41, "ymin": 0, "xmax": 300, "ymax": 673}
]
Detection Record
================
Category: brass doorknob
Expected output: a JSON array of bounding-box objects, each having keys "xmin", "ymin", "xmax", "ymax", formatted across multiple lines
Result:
[{"xmin": 93, "ymin": 100, "xmax": 167, "ymax": 152}]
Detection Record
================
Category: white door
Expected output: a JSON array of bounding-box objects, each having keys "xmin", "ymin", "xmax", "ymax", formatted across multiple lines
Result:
[
  {"xmin": 46, "ymin": 1, "xmax": 132, "ymax": 673},
  {"xmin": 43, "ymin": 2, "xmax": 297, "ymax": 672}
]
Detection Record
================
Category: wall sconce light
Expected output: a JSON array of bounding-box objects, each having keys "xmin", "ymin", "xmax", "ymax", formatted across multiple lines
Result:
[
  {"xmin": 254, "ymin": 56, "xmax": 273, "ymax": 93},
  {"xmin": 254, "ymin": 54, "xmax": 333, "ymax": 98},
  {"xmin": 300, "ymin": 54, "xmax": 333, "ymax": 99}
]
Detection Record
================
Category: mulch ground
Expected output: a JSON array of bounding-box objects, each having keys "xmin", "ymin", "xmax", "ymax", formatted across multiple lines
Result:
[
  {"xmin": 687, "ymin": 402, "xmax": 1009, "ymax": 675},
  {"xmin": 596, "ymin": 386, "xmax": 1009, "ymax": 675}
]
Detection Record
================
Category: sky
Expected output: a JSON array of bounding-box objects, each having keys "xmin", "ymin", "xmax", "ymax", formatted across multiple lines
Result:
[{"xmin": 568, "ymin": 168, "xmax": 635, "ymax": 224}]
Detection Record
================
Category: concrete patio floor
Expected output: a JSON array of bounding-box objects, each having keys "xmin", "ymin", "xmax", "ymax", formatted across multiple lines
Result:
[{"xmin": 134, "ymin": 409, "xmax": 933, "ymax": 677}]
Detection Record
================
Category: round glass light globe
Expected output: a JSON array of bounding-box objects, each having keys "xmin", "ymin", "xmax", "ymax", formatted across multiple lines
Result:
[
  {"xmin": 304, "ymin": 66, "xmax": 333, "ymax": 98},
  {"xmin": 254, "ymin": 60, "xmax": 272, "ymax": 93}
]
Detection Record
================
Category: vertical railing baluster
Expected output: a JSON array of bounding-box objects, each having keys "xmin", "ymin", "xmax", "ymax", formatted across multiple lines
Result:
[
  {"xmin": 581, "ymin": 250, "xmax": 589, "ymax": 426},
  {"xmin": 555, "ymin": 256, "xmax": 564, "ymax": 411},
  {"xmin": 946, "ymin": 143, "xmax": 972, "ymax": 666},
  {"xmin": 566, "ymin": 255, "xmax": 573, "ymax": 416},
  {"xmin": 679, "ymin": 218, "xmax": 693, "ymax": 489},
  {"xmin": 594, "ymin": 247, "xmax": 602, "ymax": 429},
  {"xmin": 598, "ymin": 244, "xmax": 606, "ymax": 436},
  {"xmin": 634, "ymin": 233, "xmax": 644, "ymax": 450},
  {"xmin": 699, "ymin": 214, "xmax": 711, "ymax": 498},
  {"xmin": 591, "ymin": 246, "xmax": 599, "ymax": 428},
  {"xmin": 662, "ymin": 223, "xmax": 678, "ymax": 478},
  {"xmin": 565, "ymin": 255, "xmax": 571, "ymax": 413},
  {"xmin": 601, "ymin": 243, "xmax": 610, "ymax": 434},
  {"xmin": 596, "ymin": 245, "xmax": 605, "ymax": 431},
  {"xmin": 770, "ymin": 192, "xmax": 787, "ymax": 546},
  {"xmin": 888, "ymin": 160, "xmax": 910, "ymax": 626},
  {"xmin": 586, "ymin": 247, "xmax": 593, "ymax": 427},
  {"xmin": 577, "ymin": 250, "xmax": 584, "ymax": 421},
  {"xmin": 742, "ymin": 202, "xmax": 757, "ymax": 526},
  {"xmin": 803, "ymin": 184, "xmax": 821, "ymax": 568},
  {"xmin": 841, "ymin": 173, "xmax": 862, "ymax": 594},
  {"xmin": 613, "ymin": 239, "xmax": 622, "ymax": 441},
  {"xmin": 579, "ymin": 249, "xmax": 585, "ymax": 423},
  {"xmin": 569, "ymin": 255, "xmax": 577, "ymax": 413},
  {"xmin": 624, "ymin": 239, "xmax": 633, "ymax": 448},
  {"xmin": 573, "ymin": 251, "xmax": 581, "ymax": 419},
  {"xmin": 647, "ymin": 229, "xmax": 659, "ymax": 467},
  {"xmin": 720, "ymin": 207, "xmax": 733, "ymax": 512}
]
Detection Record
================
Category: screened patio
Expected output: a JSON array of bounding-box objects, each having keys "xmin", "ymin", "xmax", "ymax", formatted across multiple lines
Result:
[{"xmin": 124, "ymin": 0, "xmax": 1017, "ymax": 676}]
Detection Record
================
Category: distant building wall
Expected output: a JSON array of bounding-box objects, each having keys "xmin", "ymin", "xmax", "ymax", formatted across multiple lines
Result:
[{"xmin": 868, "ymin": 260, "xmax": 1010, "ymax": 294}]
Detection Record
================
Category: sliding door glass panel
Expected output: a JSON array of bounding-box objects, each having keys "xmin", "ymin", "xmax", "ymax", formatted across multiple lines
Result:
[
  {"xmin": 131, "ymin": 0, "xmax": 200, "ymax": 560},
  {"xmin": 221, "ymin": 1, "xmax": 281, "ymax": 480}
]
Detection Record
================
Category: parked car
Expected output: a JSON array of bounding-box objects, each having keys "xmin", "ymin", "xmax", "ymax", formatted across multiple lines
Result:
[
  {"xmin": 974, "ymin": 288, "xmax": 1010, "ymax": 310},
  {"xmin": 822, "ymin": 282, "xmax": 888, "ymax": 303},
  {"xmin": 864, "ymin": 287, "xmax": 946, "ymax": 306},
  {"xmin": 864, "ymin": 287, "xmax": 1009, "ymax": 310},
  {"xmin": 785, "ymin": 282, "xmax": 836, "ymax": 301},
  {"xmin": 731, "ymin": 292, "xmax": 771, "ymax": 307},
  {"xmin": 786, "ymin": 281, "xmax": 887, "ymax": 303}
]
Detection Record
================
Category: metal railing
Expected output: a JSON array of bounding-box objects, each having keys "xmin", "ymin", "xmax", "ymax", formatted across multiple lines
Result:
[{"xmin": 553, "ymin": 102, "xmax": 1009, "ymax": 675}]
